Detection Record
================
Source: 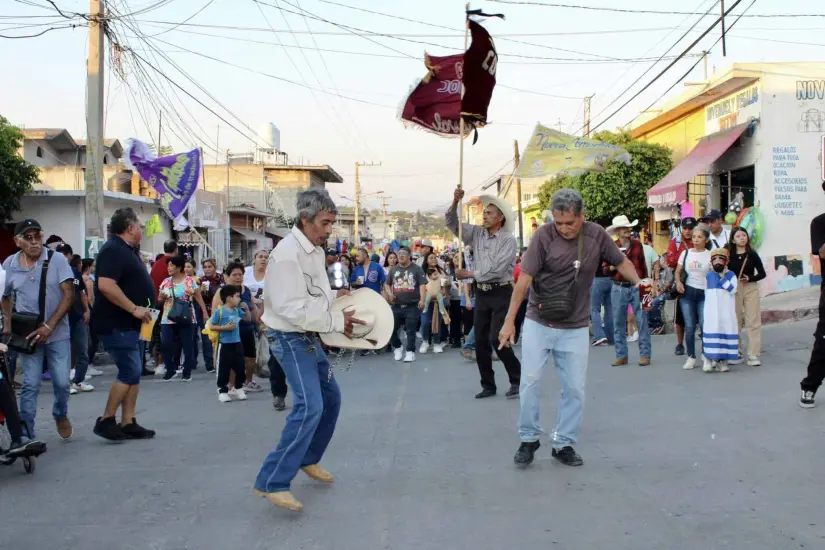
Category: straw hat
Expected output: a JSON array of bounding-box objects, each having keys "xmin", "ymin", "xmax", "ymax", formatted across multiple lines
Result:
[
  {"xmin": 319, "ymin": 288, "xmax": 394, "ymax": 350},
  {"xmin": 478, "ymin": 195, "xmax": 515, "ymax": 234},
  {"xmin": 606, "ymin": 215, "xmax": 638, "ymax": 234}
]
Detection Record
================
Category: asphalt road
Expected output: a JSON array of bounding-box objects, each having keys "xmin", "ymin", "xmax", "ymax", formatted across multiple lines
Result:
[{"xmin": 1, "ymin": 320, "xmax": 823, "ymax": 550}]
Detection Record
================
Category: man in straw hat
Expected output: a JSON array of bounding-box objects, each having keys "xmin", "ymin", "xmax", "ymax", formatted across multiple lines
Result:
[
  {"xmin": 498, "ymin": 189, "xmax": 643, "ymax": 468},
  {"xmin": 605, "ymin": 214, "xmax": 650, "ymax": 367},
  {"xmin": 254, "ymin": 188, "xmax": 366, "ymax": 512},
  {"xmin": 447, "ymin": 187, "xmax": 521, "ymax": 400}
]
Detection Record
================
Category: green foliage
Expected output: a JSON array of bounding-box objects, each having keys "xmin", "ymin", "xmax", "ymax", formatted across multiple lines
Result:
[
  {"xmin": 149, "ymin": 144, "xmax": 174, "ymax": 157},
  {"xmin": 0, "ymin": 116, "xmax": 39, "ymax": 223},
  {"xmin": 537, "ymin": 130, "xmax": 673, "ymax": 227}
]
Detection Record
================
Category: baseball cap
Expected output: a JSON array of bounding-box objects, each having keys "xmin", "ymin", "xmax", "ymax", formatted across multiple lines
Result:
[
  {"xmin": 704, "ymin": 209, "xmax": 723, "ymax": 221},
  {"xmin": 681, "ymin": 217, "xmax": 697, "ymax": 229},
  {"xmin": 14, "ymin": 219, "xmax": 42, "ymax": 236}
]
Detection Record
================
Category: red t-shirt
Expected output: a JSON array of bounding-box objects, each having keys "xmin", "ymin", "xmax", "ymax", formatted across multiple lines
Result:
[
  {"xmin": 150, "ymin": 255, "xmax": 172, "ymax": 294},
  {"xmin": 514, "ymin": 263, "xmax": 522, "ymax": 283}
]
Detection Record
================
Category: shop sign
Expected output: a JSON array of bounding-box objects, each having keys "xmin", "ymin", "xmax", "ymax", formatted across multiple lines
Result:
[{"xmin": 705, "ymin": 84, "xmax": 760, "ymax": 135}]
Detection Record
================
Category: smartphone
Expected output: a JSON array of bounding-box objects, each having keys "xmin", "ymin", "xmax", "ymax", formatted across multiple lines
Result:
[{"xmin": 256, "ymin": 288, "xmax": 263, "ymax": 298}]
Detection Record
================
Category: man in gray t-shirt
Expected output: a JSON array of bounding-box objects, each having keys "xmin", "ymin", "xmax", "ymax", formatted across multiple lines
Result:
[
  {"xmin": 384, "ymin": 247, "xmax": 426, "ymax": 361},
  {"xmin": 1, "ymin": 219, "xmax": 75, "ymax": 440}
]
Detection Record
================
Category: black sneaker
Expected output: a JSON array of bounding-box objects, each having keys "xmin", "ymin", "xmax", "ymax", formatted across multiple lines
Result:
[
  {"xmin": 7, "ymin": 437, "xmax": 46, "ymax": 457},
  {"xmin": 273, "ymin": 396, "xmax": 286, "ymax": 411},
  {"xmin": 475, "ymin": 388, "xmax": 496, "ymax": 399},
  {"xmin": 552, "ymin": 446, "xmax": 584, "ymax": 467},
  {"xmin": 93, "ymin": 416, "xmax": 126, "ymax": 442},
  {"xmin": 121, "ymin": 418, "xmax": 156, "ymax": 439},
  {"xmin": 800, "ymin": 390, "xmax": 816, "ymax": 409},
  {"xmin": 514, "ymin": 441, "xmax": 540, "ymax": 467},
  {"xmin": 675, "ymin": 344, "xmax": 685, "ymax": 356},
  {"xmin": 505, "ymin": 385, "xmax": 519, "ymax": 399}
]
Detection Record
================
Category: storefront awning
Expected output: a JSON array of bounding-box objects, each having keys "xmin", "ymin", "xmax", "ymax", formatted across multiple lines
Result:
[
  {"xmin": 647, "ymin": 121, "xmax": 752, "ymax": 208},
  {"xmin": 231, "ymin": 228, "xmax": 265, "ymax": 241}
]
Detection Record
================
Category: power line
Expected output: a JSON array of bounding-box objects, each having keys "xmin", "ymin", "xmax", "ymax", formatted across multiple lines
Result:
[
  {"xmin": 145, "ymin": 0, "xmax": 215, "ymax": 37},
  {"xmin": 0, "ymin": 22, "xmax": 81, "ymax": 38},
  {"xmin": 487, "ymin": 0, "xmax": 825, "ymax": 18}
]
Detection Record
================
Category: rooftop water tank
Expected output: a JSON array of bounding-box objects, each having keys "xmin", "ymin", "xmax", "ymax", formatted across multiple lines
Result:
[{"xmin": 258, "ymin": 122, "xmax": 280, "ymax": 152}]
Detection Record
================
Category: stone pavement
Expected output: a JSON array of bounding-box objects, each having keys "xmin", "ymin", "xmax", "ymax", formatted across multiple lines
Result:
[
  {"xmin": 2, "ymin": 321, "xmax": 825, "ymax": 550},
  {"xmin": 761, "ymin": 285, "xmax": 820, "ymax": 324}
]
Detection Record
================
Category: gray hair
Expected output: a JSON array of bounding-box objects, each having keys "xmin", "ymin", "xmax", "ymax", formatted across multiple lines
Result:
[
  {"xmin": 551, "ymin": 188, "xmax": 584, "ymax": 216},
  {"xmin": 694, "ymin": 223, "xmax": 711, "ymax": 242},
  {"xmin": 296, "ymin": 188, "xmax": 337, "ymax": 227}
]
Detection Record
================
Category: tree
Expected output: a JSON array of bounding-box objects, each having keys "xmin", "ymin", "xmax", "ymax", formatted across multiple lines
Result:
[
  {"xmin": 0, "ymin": 116, "xmax": 39, "ymax": 223},
  {"xmin": 537, "ymin": 130, "xmax": 673, "ymax": 227},
  {"xmin": 149, "ymin": 144, "xmax": 174, "ymax": 157}
]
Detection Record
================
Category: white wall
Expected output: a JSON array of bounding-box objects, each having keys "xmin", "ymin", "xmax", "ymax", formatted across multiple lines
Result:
[{"xmin": 11, "ymin": 196, "xmax": 84, "ymax": 252}]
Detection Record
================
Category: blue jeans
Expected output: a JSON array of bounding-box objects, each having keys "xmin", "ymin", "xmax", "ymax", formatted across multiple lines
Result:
[
  {"xmin": 255, "ymin": 331, "xmax": 341, "ymax": 493},
  {"xmin": 680, "ymin": 286, "xmax": 706, "ymax": 358},
  {"xmin": 161, "ymin": 323, "xmax": 196, "ymax": 378},
  {"xmin": 70, "ymin": 317, "xmax": 90, "ymax": 384},
  {"xmin": 463, "ymin": 327, "xmax": 476, "ymax": 350},
  {"xmin": 18, "ymin": 338, "xmax": 71, "ymax": 437},
  {"xmin": 611, "ymin": 284, "xmax": 651, "ymax": 360},
  {"xmin": 590, "ymin": 277, "xmax": 614, "ymax": 344},
  {"xmin": 100, "ymin": 330, "xmax": 143, "ymax": 385},
  {"xmin": 518, "ymin": 320, "xmax": 589, "ymax": 449}
]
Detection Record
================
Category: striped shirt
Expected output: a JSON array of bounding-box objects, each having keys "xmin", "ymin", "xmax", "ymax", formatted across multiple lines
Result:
[{"xmin": 445, "ymin": 207, "xmax": 517, "ymax": 283}]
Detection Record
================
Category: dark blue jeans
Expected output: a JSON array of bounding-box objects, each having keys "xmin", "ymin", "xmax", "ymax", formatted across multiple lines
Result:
[
  {"xmin": 255, "ymin": 331, "xmax": 340, "ymax": 493},
  {"xmin": 70, "ymin": 316, "xmax": 90, "ymax": 384},
  {"xmin": 390, "ymin": 305, "xmax": 419, "ymax": 352},
  {"xmin": 590, "ymin": 276, "xmax": 614, "ymax": 344},
  {"xmin": 679, "ymin": 286, "xmax": 706, "ymax": 358},
  {"xmin": 161, "ymin": 323, "xmax": 196, "ymax": 378}
]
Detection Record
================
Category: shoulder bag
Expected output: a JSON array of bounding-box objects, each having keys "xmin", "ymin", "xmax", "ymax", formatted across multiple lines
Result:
[
  {"xmin": 166, "ymin": 281, "xmax": 193, "ymax": 325},
  {"xmin": 8, "ymin": 250, "xmax": 54, "ymax": 354},
  {"xmin": 534, "ymin": 231, "xmax": 583, "ymax": 323}
]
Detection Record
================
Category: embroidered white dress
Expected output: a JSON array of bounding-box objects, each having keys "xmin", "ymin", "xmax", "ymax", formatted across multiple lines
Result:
[{"xmin": 703, "ymin": 270, "xmax": 739, "ymax": 360}]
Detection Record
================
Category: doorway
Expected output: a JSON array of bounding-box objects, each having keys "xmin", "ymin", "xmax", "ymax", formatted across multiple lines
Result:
[{"xmin": 720, "ymin": 165, "xmax": 755, "ymax": 212}]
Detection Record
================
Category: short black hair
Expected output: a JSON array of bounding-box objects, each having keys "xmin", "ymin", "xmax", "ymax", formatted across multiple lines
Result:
[
  {"xmin": 225, "ymin": 261, "xmax": 245, "ymax": 277},
  {"xmin": 168, "ymin": 256, "xmax": 186, "ymax": 270},
  {"xmin": 155, "ymin": 252, "xmax": 165, "ymax": 261},
  {"xmin": 110, "ymin": 208, "xmax": 139, "ymax": 235},
  {"xmin": 70, "ymin": 254, "xmax": 82, "ymax": 269},
  {"xmin": 45, "ymin": 234, "xmax": 64, "ymax": 246},
  {"xmin": 220, "ymin": 284, "xmax": 241, "ymax": 302},
  {"xmin": 81, "ymin": 258, "xmax": 94, "ymax": 273},
  {"xmin": 398, "ymin": 246, "xmax": 411, "ymax": 255},
  {"xmin": 163, "ymin": 239, "xmax": 178, "ymax": 254},
  {"xmin": 55, "ymin": 242, "xmax": 73, "ymax": 255}
]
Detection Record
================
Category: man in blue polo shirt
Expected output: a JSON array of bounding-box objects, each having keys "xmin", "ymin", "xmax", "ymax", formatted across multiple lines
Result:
[{"xmin": 350, "ymin": 247, "xmax": 385, "ymax": 293}]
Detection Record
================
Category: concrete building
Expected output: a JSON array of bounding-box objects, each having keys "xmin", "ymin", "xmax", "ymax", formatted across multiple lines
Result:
[{"xmin": 634, "ymin": 62, "xmax": 825, "ymax": 295}]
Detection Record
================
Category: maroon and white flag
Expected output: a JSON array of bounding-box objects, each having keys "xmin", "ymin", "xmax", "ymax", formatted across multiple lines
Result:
[{"xmin": 400, "ymin": 13, "xmax": 502, "ymax": 140}]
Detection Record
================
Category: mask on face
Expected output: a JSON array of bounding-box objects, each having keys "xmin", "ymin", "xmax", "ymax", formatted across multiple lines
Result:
[{"xmin": 713, "ymin": 263, "xmax": 725, "ymax": 273}]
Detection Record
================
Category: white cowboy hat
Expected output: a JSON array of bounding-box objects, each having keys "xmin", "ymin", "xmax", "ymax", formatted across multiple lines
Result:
[
  {"xmin": 606, "ymin": 214, "xmax": 638, "ymax": 234},
  {"xmin": 319, "ymin": 288, "xmax": 394, "ymax": 350},
  {"xmin": 478, "ymin": 195, "xmax": 515, "ymax": 234}
]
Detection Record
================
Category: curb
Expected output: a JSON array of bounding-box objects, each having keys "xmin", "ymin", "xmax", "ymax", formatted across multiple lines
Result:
[{"xmin": 761, "ymin": 307, "xmax": 819, "ymax": 325}]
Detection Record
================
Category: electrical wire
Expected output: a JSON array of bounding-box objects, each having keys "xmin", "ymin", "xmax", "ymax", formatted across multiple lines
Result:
[
  {"xmin": 487, "ymin": 0, "xmax": 825, "ymax": 18},
  {"xmin": 145, "ymin": 0, "xmax": 215, "ymax": 37},
  {"xmin": 0, "ymin": 23, "xmax": 81, "ymax": 38}
]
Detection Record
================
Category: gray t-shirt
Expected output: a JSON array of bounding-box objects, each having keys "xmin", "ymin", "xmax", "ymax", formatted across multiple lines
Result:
[
  {"xmin": 387, "ymin": 264, "xmax": 426, "ymax": 306},
  {"xmin": 520, "ymin": 221, "xmax": 626, "ymax": 329},
  {"xmin": 3, "ymin": 248, "xmax": 75, "ymax": 342}
]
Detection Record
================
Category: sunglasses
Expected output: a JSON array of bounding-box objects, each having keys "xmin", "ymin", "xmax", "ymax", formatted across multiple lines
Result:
[{"xmin": 18, "ymin": 231, "xmax": 43, "ymax": 243}]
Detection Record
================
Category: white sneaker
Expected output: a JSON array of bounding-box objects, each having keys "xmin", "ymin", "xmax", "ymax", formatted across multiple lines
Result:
[
  {"xmin": 228, "ymin": 387, "xmax": 248, "ymax": 401},
  {"xmin": 87, "ymin": 366, "xmax": 103, "ymax": 376},
  {"xmin": 747, "ymin": 355, "xmax": 761, "ymax": 367},
  {"xmin": 404, "ymin": 351, "xmax": 415, "ymax": 362},
  {"xmin": 71, "ymin": 382, "xmax": 94, "ymax": 393},
  {"xmin": 628, "ymin": 332, "xmax": 639, "ymax": 342},
  {"xmin": 729, "ymin": 354, "xmax": 744, "ymax": 365},
  {"xmin": 702, "ymin": 357, "xmax": 713, "ymax": 372},
  {"xmin": 719, "ymin": 361, "xmax": 730, "ymax": 373},
  {"xmin": 419, "ymin": 342, "xmax": 429, "ymax": 354},
  {"xmin": 176, "ymin": 367, "xmax": 183, "ymax": 375},
  {"xmin": 218, "ymin": 392, "xmax": 231, "ymax": 403},
  {"xmin": 682, "ymin": 357, "xmax": 696, "ymax": 370},
  {"xmin": 393, "ymin": 348, "xmax": 403, "ymax": 361},
  {"xmin": 85, "ymin": 374, "xmax": 93, "ymax": 382},
  {"xmin": 69, "ymin": 386, "xmax": 78, "ymax": 395},
  {"xmin": 70, "ymin": 368, "xmax": 76, "ymax": 380},
  {"xmin": 433, "ymin": 343, "xmax": 445, "ymax": 354},
  {"xmin": 154, "ymin": 365, "xmax": 167, "ymax": 376},
  {"xmin": 244, "ymin": 380, "xmax": 264, "ymax": 393}
]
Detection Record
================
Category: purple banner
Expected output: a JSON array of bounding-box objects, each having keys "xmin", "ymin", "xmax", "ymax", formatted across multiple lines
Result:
[{"xmin": 129, "ymin": 147, "xmax": 200, "ymax": 218}]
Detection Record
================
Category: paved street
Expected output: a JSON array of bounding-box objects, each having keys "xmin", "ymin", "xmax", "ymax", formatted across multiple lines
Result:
[{"xmin": 2, "ymin": 320, "xmax": 824, "ymax": 550}]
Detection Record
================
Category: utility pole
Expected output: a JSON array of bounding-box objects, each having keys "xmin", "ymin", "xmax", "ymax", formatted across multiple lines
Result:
[
  {"xmin": 583, "ymin": 95, "xmax": 593, "ymax": 137},
  {"xmin": 702, "ymin": 50, "xmax": 709, "ymax": 79},
  {"xmin": 354, "ymin": 160, "xmax": 381, "ymax": 246},
  {"xmin": 84, "ymin": 0, "xmax": 105, "ymax": 244},
  {"xmin": 379, "ymin": 195, "xmax": 392, "ymax": 239},
  {"xmin": 720, "ymin": 0, "xmax": 727, "ymax": 57},
  {"xmin": 514, "ymin": 139, "xmax": 524, "ymax": 249},
  {"xmin": 215, "ymin": 125, "xmax": 220, "ymax": 164},
  {"xmin": 556, "ymin": 118, "xmax": 563, "ymax": 132}
]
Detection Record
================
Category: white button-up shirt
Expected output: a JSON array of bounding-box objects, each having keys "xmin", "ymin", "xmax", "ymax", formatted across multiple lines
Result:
[{"xmin": 262, "ymin": 226, "xmax": 344, "ymax": 334}]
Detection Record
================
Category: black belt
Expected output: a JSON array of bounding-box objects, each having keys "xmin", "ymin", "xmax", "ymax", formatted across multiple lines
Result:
[
  {"xmin": 475, "ymin": 281, "xmax": 513, "ymax": 292},
  {"xmin": 613, "ymin": 281, "xmax": 633, "ymax": 288}
]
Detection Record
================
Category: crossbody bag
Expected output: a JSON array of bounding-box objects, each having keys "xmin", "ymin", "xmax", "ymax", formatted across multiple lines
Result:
[
  {"xmin": 534, "ymin": 231, "xmax": 583, "ymax": 322},
  {"xmin": 8, "ymin": 250, "xmax": 54, "ymax": 354}
]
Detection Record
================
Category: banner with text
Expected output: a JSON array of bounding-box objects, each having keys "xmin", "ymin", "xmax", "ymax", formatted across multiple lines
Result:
[
  {"xmin": 517, "ymin": 124, "xmax": 631, "ymax": 179},
  {"xmin": 124, "ymin": 138, "xmax": 200, "ymax": 219}
]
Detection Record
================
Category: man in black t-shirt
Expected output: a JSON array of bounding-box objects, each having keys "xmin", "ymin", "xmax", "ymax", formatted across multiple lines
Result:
[
  {"xmin": 800, "ymin": 187, "xmax": 825, "ymax": 408},
  {"xmin": 56, "ymin": 244, "xmax": 94, "ymax": 394},
  {"xmin": 91, "ymin": 208, "xmax": 157, "ymax": 441},
  {"xmin": 384, "ymin": 247, "xmax": 426, "ymax": 362}
]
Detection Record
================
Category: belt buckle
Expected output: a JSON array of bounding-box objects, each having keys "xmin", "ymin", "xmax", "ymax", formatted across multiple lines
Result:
[{"xmin": 479, "ymin": 283, "xmax": 491, "ymax": 292}]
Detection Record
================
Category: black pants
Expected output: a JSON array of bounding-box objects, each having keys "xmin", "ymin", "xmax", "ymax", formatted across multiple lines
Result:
[
  {"xmin": 0, "ymin": 357, "xmax": 24, "ymax": 443},
  {"xmin": 390, "ymin": 305, "xmax": 419, "ymax": 352},
  {"xmin": 801, "ymin": 291, "xmax": 825, "ymax": 392},
  {"xmin": 475, "ymin": 284, "xmax": 521, "ymax": 391},
  {"xmin": 449, "ymin": 299, "xmax": 463, "ymax": 345},
  {"xmin": 514, "ymin": 299, "xmax": 528, "ymax": 344},
  {"xmin": 462, "ymin": 306, "xmax": 474, "ymax": 336},
  {"xmin": 269, "ymin": 355, "xmax": 288, "ymax": 398},
  {"xmin": 216, "ymin": 342, "xmax": 246, "ymax": 393}
]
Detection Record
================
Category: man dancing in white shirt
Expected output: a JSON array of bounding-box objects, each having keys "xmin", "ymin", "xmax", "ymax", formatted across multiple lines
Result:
[{"xmin": 254, "ymin": 188, "xmax": 362, "ymax": 512}]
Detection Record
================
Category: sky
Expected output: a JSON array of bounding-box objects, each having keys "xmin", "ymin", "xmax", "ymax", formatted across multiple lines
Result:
[{"xmin": 2, "ymin": 0, "xmax": 823, "ymax": 213}]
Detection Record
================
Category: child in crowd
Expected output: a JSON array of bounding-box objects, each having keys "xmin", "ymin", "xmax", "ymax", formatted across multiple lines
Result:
[
  {"xmin": 423, "ymin": 267, "xmax": 451, "ymax": 326},
  {"xmin": 702, "ymin": 248, "xmax": 739, "ymax": 373},
  {"xmin": 211, "ymin": 285, "xmax": 248, "ymax": 403}
]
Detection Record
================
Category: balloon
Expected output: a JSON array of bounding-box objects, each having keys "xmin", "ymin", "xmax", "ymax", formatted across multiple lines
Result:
[{"xmin": 725, "ymin": 212, "xmax": 738, "ymax": 225}]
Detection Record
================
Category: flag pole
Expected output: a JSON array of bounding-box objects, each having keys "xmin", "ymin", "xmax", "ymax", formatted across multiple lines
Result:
[{"xmin": 457, "ymin": 3, "xmax": 470, "ymax": 269}]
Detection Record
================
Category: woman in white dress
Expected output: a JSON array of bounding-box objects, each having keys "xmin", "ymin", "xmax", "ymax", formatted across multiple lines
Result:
[{"xmin": 702, "ymin": 248, "xmax": 739, "ymax": 373}]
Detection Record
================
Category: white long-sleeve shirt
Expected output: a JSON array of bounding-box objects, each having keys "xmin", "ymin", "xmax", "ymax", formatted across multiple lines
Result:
[{"xmin": 262, "ymin": 226, "xmax": 344, "ymax": 334}]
